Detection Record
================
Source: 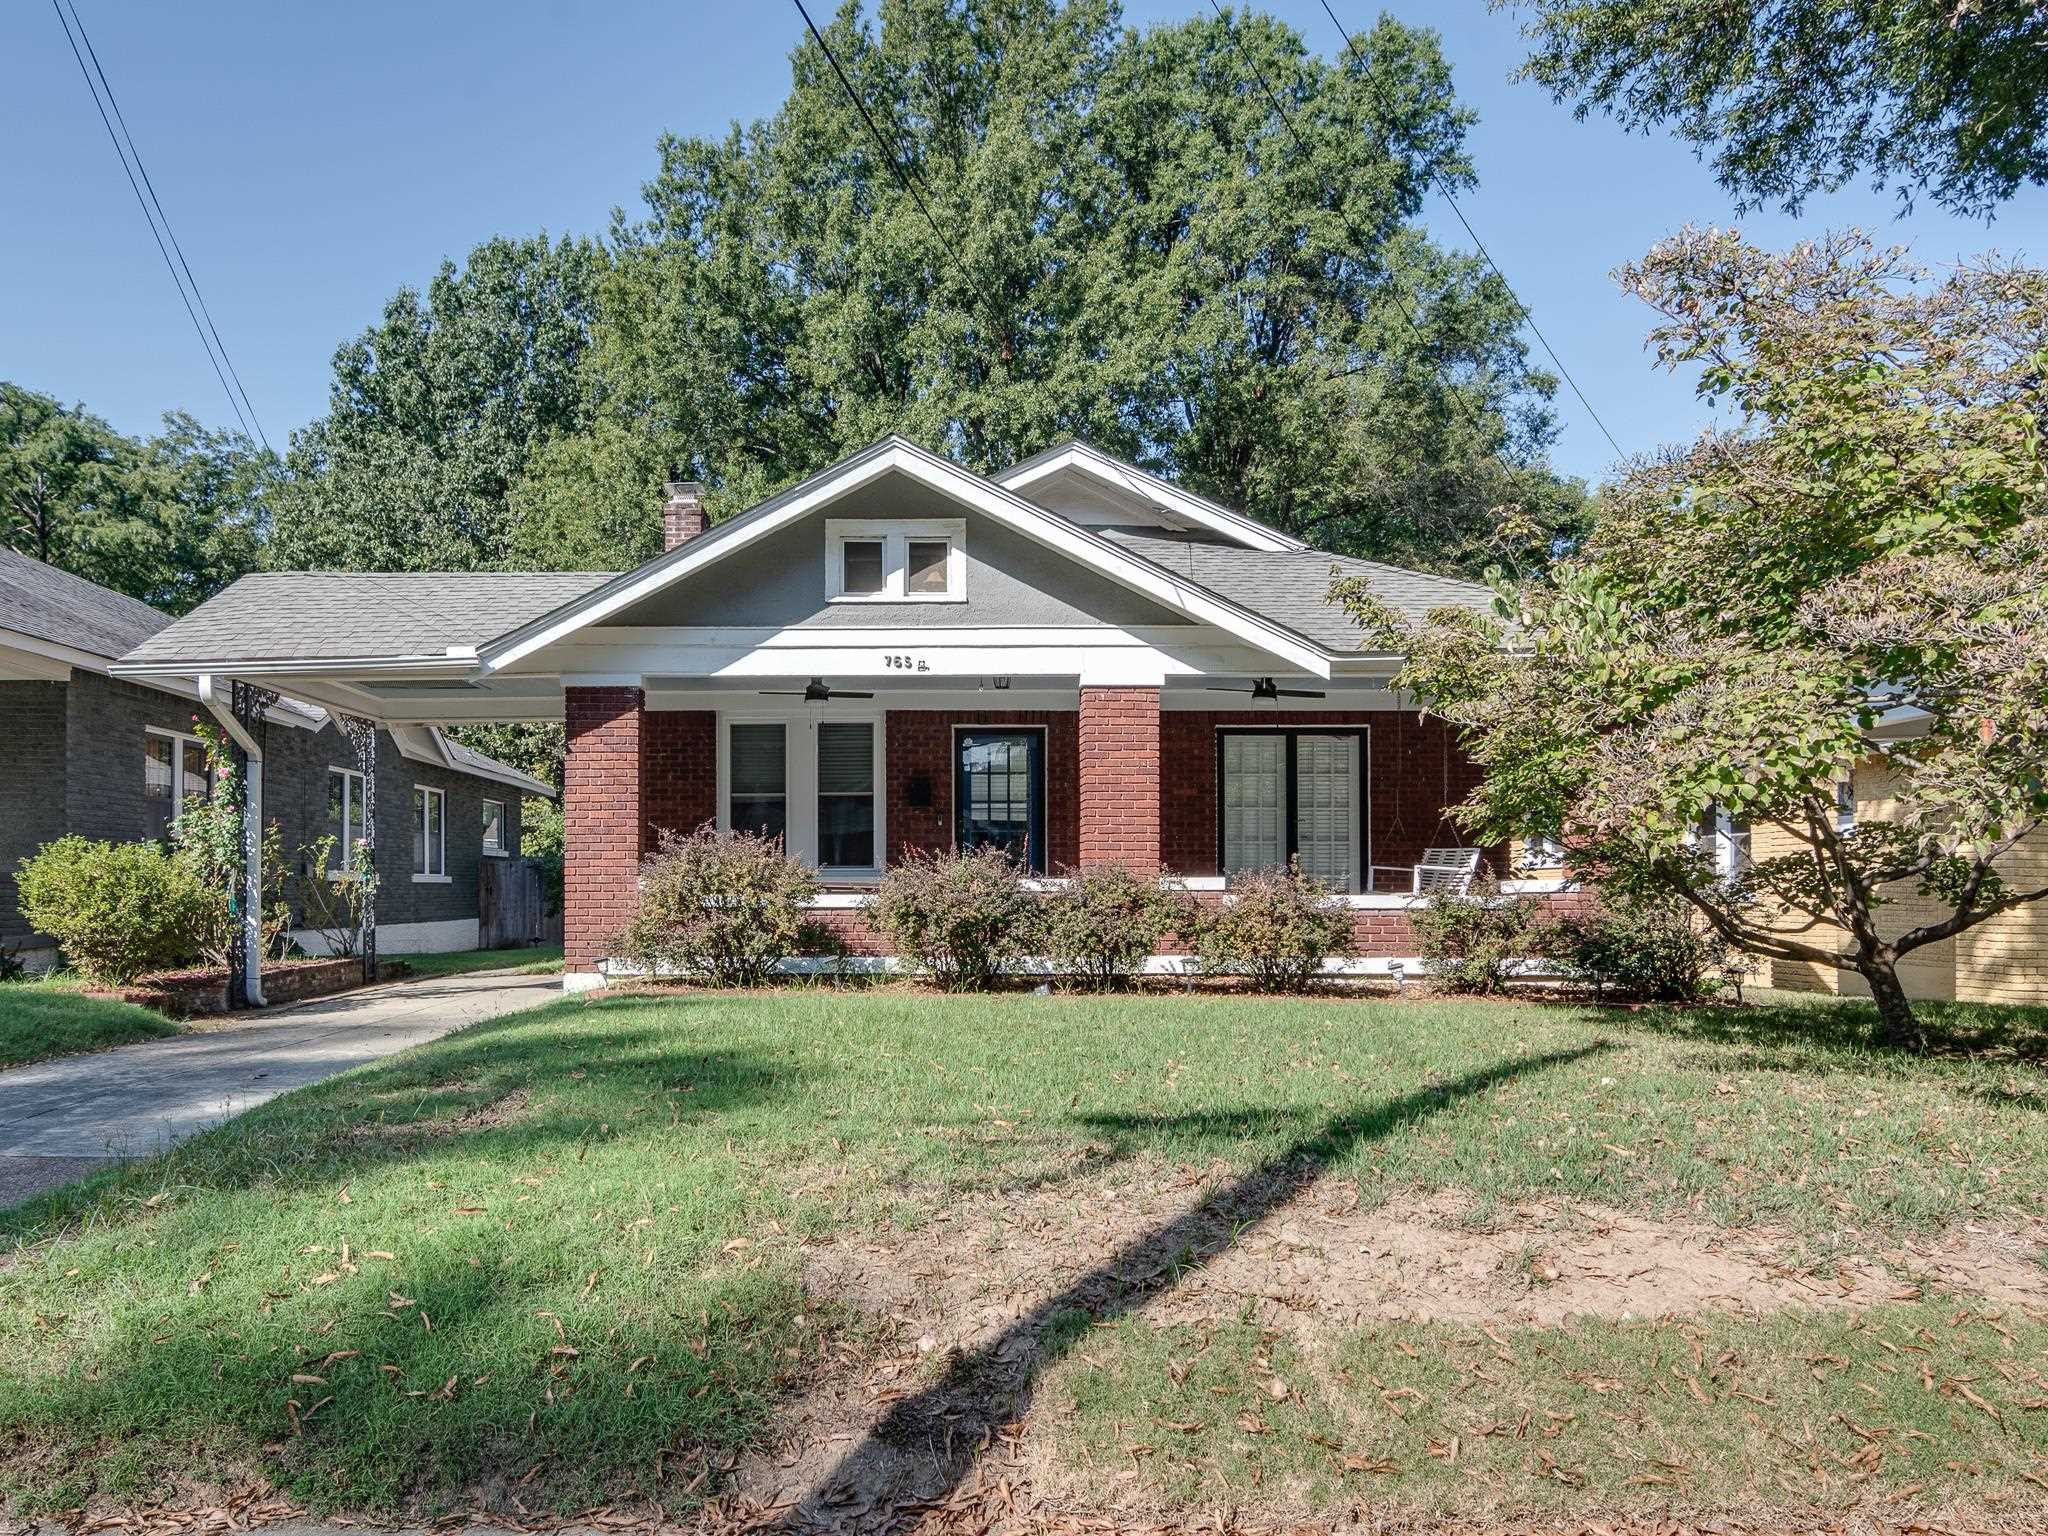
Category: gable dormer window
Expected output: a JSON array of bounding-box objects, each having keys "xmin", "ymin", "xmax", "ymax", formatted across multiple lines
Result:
[{"xmin": 825, "ymin": 518, "xmax": 965, "ymax": 602}]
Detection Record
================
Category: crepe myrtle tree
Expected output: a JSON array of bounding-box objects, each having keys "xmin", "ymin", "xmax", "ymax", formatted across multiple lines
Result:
[{"xmin": 1336, "ymin": 229, "xmax": 2048, "ymax": 1050}]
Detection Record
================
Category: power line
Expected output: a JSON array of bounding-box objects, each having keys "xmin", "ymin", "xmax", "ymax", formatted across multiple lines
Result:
[
  {"xmin": 790, "ymin": 0, "xmax": 948, "ymax": 249},
  {"xmin": 1314, "ymin": 0, "xmax": 1623, "ymax": 461},
  {"xmin": 51, "ymin": 0, "xmax": 271, "ymax": 451}
]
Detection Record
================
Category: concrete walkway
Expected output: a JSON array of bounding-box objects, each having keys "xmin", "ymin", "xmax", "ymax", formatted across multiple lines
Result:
[{"xmin": 0, "ymin": 968, "xmax": 561, "ymax": 1205}]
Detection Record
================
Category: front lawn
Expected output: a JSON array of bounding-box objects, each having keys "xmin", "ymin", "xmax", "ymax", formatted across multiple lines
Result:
[
  {"xmin": 1, "ymin": 989, "xmax": 2042, "ymax": 1526},
  {"xmin": 0, "ymin": 983, "xmax": 180, "ymax": 1069},
  {"xmin": 395, "ymin": 943, "xmax": 563, "ymax": 980}
]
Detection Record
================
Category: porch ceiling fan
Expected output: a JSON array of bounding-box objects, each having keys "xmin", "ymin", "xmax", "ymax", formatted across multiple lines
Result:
[
  {"xmin": 758, "ymin": 676, "xmax": 874, "ymax": 702},
  {"xmin": 1202, "ymin": 675, "xmax": 1326, "ymax": 701}
]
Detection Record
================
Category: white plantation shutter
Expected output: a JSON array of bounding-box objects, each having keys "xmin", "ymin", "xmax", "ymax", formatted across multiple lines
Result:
[
  {"xmin": 816, "ymin": 723, "xmax": 874, "ymax": 793},
  {"xmin": 1222, "ymin": 734, "xmax": 1286, "ymax": 877},
  {"xmin": 1294, "ymin": 735, "xmax": 1358, "ymax": 889},
  {"xmin": 730, "ymin": 725, "xmax": 786, "ymax": 796}
]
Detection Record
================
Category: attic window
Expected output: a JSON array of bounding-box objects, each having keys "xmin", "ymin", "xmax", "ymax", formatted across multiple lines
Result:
[{"xmin": 825, "ymin": 519, "xmax": 965, "ymax": 602}]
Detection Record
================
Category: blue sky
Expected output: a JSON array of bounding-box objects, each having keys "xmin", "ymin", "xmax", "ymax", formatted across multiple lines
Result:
[{"xmin": 5, "ymin": 1, "xmax": 2041, "ymax": 487}]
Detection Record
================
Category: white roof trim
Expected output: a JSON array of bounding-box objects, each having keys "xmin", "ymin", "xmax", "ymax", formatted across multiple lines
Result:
[
  {"xmin": 389, "ymin": 724, "xmax": 556, "ymax": 798},
  {"xmin": 993, "ymin": 441, "xmax": 1309, "ymax": 552},
  {"xmin": 477, "ymin": 436, "xmax": 1332, "ymax": 677}
]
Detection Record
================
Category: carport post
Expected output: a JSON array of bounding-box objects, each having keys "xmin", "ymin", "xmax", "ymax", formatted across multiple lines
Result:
[{"xmin": 199, "ymin": 675, "xmax": 273, "ymax": 1009}]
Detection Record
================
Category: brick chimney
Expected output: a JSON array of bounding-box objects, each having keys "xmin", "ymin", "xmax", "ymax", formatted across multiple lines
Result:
[{"xmin": 662, "ymin": 479, "xmax": 707, "ymax": 550}]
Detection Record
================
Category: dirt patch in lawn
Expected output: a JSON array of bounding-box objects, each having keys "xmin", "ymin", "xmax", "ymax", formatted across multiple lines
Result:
[
  {"xmin": 341, "ymin": 1088, "xmax": 536, "ymax": 1149},
  {"xmin": 800, "ymin": 1158, "xmax": 2048, "ymax": 1348}
]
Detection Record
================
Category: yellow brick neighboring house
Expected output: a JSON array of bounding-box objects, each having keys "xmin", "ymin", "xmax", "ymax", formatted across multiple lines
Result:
[{"xmin": 1761, "ymin": 757, "xmax": 2048, "ymax": 1006}]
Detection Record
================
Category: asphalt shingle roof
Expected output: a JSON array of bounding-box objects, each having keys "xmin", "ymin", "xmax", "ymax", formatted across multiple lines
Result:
[
  {"xmin": 122, "ymin": 571, "xmax": 617, "ymax": 666},
  {"xmin": 0, "ymin": 546, "xmax": 171, "ymax": 660},
  {"xmin": 1095, "ymin": 529, "xmax": 1492, "ymax": 649}
]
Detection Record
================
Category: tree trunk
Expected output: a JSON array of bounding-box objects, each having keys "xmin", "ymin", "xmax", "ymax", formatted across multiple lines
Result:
[{"xmin": 1860, "ymin": 958, "xmax": 1924, "ymax": 1053}]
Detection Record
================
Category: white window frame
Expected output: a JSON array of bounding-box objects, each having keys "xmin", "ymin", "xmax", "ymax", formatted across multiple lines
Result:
[
  {"xmin": 144, "ymin": 727, "xmax": 212, "ymax": 824},
  {"xmin": 412, "ymin": 784, "xmax": 448, "ymax": 882},
  {"xmin": 823, "ymin": 517, "xmax": 967, "ymax": 603},
  {"xmin": 717, "ymin": 710, "xmax": 887, "ymax": 878},
  {"xmin": 327, "ymin": 767, "xmax": 367, "ymax": 874},
  {"xmin": 481, "ymin": 797, "xmax": 507, "ymax": 856}
]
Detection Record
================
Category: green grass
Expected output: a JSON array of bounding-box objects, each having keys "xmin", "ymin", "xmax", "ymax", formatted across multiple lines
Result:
[
  {"xmin": 0, "ymin": 982, "xmax": 180, "ymax": 1069},
  {"xmin": 394, "ymin": 944, "xmax": 563, "ymax": 980},
  {"xmin": 0, "ymin": 988, "xmax": 2041, "ymax": 1521}
]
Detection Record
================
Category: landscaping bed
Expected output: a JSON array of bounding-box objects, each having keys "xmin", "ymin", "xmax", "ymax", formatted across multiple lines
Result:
[
  {"xmin": 95, "ymin": 956, "xmax": 406, "ymax": 1017},
  {"xmin": 0, "ymin": 989, "xmax": 2041, "ymax": 1530}
]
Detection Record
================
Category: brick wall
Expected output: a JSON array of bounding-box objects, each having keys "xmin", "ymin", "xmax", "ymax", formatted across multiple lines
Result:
[
  {"xmin": 564, "ymin": 687, "xmax": 645, "ymax": 973},
  {"xmin": 883, "ymin": 710, "xmax": 1080, "ymax": 868},
  {"xmin": 1161, "ymin": 709, "xmax": 1491, "ymax": 882},
  {"xmin": 1078, "ymin": 686, "xmax": 1161, "ymax": 871},
  {"xmin": 643, "ymin": 710, "xmax": 716, "ymax": 851},
  {"xmin": 0, "ymin": 680, "xmax": 70, "ymax": 948},
  {"xmin": 63, "ymin": 671, "xmax": 213, "ymax": 844}
]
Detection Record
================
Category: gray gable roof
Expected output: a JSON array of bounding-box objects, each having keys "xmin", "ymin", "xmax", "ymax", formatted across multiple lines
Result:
[
  {"xmin": 123, "ymin": 571, "xmax": 617, "ymax": 666},
  {"xmin": 1096, "ymin": 529, "xmax": 1492, "ymax": 649},
  {"xmin": 0, "ymin": 546, "xmax": 171, "ymax": 660}
]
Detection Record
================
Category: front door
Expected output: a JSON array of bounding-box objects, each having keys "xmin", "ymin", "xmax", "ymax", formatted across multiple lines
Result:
[{"xmin": 955, "ymin": 730, "xmax": 1045, "ymax": 873}]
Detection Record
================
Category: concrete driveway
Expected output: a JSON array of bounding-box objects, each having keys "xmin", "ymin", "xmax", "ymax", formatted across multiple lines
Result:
[{"xmin": 0, "ymin": 968, "xmax": 561, "ymax": 1207}]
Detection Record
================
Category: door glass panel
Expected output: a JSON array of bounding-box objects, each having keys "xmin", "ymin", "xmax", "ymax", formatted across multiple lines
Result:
[
  {"xmin": 1221, "ymin": 734, "xmax": 1285, "ymax": 878},
  {"xmin": 729, "ymin": 723, "xmax": 788, "ymax": 844},
  {"xmin": 957, "ymin": 732, "xmax": 1042, "ymax": 872},
  {"xmin": 1294, "ymin": 734, "xmax": 1358, "ymax": 890},
  {"xmin": 816, "ymin": 722, "xmax": 874, "ymax": 867}
]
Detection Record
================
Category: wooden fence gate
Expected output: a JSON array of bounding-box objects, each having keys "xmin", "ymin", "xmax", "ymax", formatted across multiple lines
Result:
[{"xmin": 478, "ymin": 857, "xmax": 549, "ymax": 949}]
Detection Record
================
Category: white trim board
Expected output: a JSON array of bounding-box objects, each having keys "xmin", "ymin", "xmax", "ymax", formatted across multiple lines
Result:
[{"xmin": 994, "ymin": 441, "xmax": 1308, "ymax": 552}]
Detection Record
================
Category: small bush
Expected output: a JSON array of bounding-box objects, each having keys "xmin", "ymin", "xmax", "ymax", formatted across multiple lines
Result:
[
  {"xmin": 15, "ymin": 836, "xmax": 215, "ymax": 986},
  {"xmin": 1037, "ymin": 864, "xmax": 1196, "ymax": 990},
  {"xmin": 870, "ymin": 846, "xmax": 1034, "ymax": 991},
  {"xmin": 1546, "ymin": 893, "xmax": 1726, "ymax": 1003},
  {"xmin": 617, "ymin": 825, "xmax": 816, "ymax": 987},
  {"xmin": 1195, "ymin": 863, "xmax": 1350, "ymax": 992},
  {"xmin": 1412, "ymin": 881, "xmax": 1542, "ymax": 994},
  {"xmin": 295, "ymin": 834, "xmax": 378, "ymax": 958}
]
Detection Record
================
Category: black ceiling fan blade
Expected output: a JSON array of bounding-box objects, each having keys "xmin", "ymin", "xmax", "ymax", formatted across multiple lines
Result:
[
  {"xmin": 1273, "ymin": 687, "xmax": 1326, "ymax": 698},
  {"xmin": 830, "ymin": 689, "xmax": 875, "ymax": 699},
  {"xmin": 1198, "ymin": 684, "xmax": 1258, "ymax": 693},
  {"xmin": 758, "ymin": 690, "xmax": 810, "ymax": 696}
]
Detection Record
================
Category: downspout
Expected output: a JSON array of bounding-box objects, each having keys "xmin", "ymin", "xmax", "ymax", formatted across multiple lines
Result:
[{"xmin": 198, "ymin": 674, "xmax": 267, "ymax": 1008}]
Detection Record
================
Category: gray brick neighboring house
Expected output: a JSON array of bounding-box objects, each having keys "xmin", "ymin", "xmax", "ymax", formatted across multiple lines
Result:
[{"xmin": 1, "ymin": 548, "xmax": 553, "ymax": 971}]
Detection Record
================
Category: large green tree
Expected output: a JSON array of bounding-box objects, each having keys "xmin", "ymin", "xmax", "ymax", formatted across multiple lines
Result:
[
  {"xmin": 1342, "ymin": 230, "xmax": 2048, "ymax": 1048},
  {"xmin": 2, "ymin": 383, "xmax": 272, "ymax": 613},
  {"xmin": 268, "ymin": 233, "xmax": 608, "ymax": 573},
  {"xmin": 517, "ymin": 0, "xmax": 1580, "ymax": 575},
  {"xmin": 1502, "ymin": 0, "xmax": 2048, "ymax": 219}
]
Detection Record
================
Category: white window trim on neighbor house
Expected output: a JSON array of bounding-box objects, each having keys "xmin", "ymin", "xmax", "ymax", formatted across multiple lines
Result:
[
  {"xmin": 326, "ymin": 766, "xmax": 367, "ymax": 874},
  {"xmin": 823, "ymin": 517, "xmax": 967, "ymax": 603},
  {"xmin": 716, "ymin": 709, "xmax": 888, "ymax": 879},
  {"xmin": 482, "ymin": 797, "xmax": 507, "ymax": 855},
  {"xmin": 413, "ymin": 784, "xmax": 448, "ymax": 882}
]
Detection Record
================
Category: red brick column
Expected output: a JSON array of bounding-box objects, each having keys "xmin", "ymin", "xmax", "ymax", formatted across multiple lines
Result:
[
  {"xmin": 563, "ymin": 685, "xmax": 645, "ymax": 975},
  {"xmin": 1077, "ymin": 685, "xmax": 1161, "ymax": 872}
]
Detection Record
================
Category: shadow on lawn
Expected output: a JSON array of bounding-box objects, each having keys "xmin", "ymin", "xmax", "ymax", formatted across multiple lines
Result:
[
  {"xmin": 784, "ymin": 1040, "xmax": 1608, "ymax": 1532},
  {"xmin": 1629, "ymin": 997, "xmax": 2048, "ymax": 1069}
]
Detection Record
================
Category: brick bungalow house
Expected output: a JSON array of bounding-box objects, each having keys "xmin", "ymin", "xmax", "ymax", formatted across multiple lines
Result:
[
  {"xmin": 1, "ymin": 547, "xmax": 552, "ymax": 972},
  {"xmin": 113, "ymin": 437, "xmax": 1573, "ymax": 994}
]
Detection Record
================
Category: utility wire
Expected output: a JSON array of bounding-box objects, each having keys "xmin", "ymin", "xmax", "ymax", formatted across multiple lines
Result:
[
  {"xmin": 1314, "ymin": 0, "xmax": 1623, "ymax": 460},
  {"xmin": 791, "ymin": 0, "xmax": 948, "ymax": 249},
  {"xmin": 52, "ymin": 0, "xmax": 270, "ymax": 451}
]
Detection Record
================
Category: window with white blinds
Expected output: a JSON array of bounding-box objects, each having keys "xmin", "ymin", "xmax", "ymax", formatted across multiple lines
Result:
[
  {"xmin": 816, "ymin": 722, "xmax": 875, "ymax": 868},
  {"xmin": 729, "ymin": 723, "xmax": 788, "ymax": 844},
  {"xmin": 1218, "ymin": 730, "xmax": 1365, "ymax": 891}
]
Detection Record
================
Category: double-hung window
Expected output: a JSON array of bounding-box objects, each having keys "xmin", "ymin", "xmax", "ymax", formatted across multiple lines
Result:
[
  {"xmin": 143, "ymin": 729, "xmax": 213, "ymax": 842},
  {"xmin": 816, "ymin": 722, "xmax": 876, "ymax": 869},
  {"xmin": 413, "ymin": 786, "xmax": 446, "ymax": 879},
  {"xmin": 729, "ymin": 724, "xmax": 789, "ymax": 843},
  {"xmin": 328, "ymin": 768, "xmax": 367, "ymax": 871},
  {"xmin": 481, "ymin": 798, "xmax": 507, "ymax": 855},
  {"xmin": 1217, "ymin": 730, "xmax": 1364, "ymax": 892},
  {"xmin": 724, "ymin": 718, "xmax": 881, "ymax": 874},
  {"xmin": 824, "ymin": 519, "xmax": 965, "ymax": 602}
]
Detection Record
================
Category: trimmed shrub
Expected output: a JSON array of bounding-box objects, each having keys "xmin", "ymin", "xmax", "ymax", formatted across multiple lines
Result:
[
  {"xmin": 1194, "ymin": 863, "xmax": 1350, "ymax": 992},
  {"xmin": 15, "ymin": 836, "xmax": 215, "ymax": 986},
  {"xmin": 1037, "ymin": 864, "xmax": 1196, "ymax": 990},
  {"xmin": 1411, "ymin": 881, "xmax": 1542, "ymax": 994},
  {"xmin": 870, "ymin": 847, "xmax": 1034, "ymax": 991},
  {"xmin": 617, "ymin": 825, "xmax": 816, "ymax": 987},
  {"xmin": 1546, "ymin": 893, "xmax": 1727, "ymax": 1003}
]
